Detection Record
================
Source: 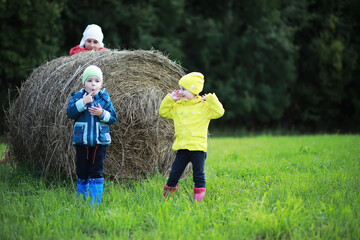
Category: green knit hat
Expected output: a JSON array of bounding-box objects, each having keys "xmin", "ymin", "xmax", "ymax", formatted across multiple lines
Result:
[{"xmin": 82, "ymin": 65, "xmax": 103, "ymax": 85}]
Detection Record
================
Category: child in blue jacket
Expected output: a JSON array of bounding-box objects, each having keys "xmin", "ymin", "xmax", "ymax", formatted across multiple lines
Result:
[{"xmin": 67, "ymin": 65, "xmax": 117, "ymax": 206}]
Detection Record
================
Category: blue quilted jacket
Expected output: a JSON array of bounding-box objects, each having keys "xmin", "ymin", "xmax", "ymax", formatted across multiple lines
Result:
[{"xmin": 67, "ymin": 88, "xmax": 117, "ymax": 146}]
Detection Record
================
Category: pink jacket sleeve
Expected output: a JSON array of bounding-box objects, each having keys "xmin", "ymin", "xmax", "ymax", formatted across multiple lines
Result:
[{"xmin": 69, "ymin": 45, "xmax": 107, "ymax": 56}]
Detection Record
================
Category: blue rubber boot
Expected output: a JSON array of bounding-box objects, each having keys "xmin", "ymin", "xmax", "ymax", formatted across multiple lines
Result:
[
  {"xmin": 89, "ymin": 178, "xmax": 104, "ymax": 206},
  {"xmin": 76, "ymin": 177, "xmax": 89, "ymax": 201}
]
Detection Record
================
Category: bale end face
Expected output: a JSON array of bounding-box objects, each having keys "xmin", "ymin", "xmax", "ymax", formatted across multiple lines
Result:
[{"xmin": 6, "ymin": 49, "xmax": 191, "ymax": 181}]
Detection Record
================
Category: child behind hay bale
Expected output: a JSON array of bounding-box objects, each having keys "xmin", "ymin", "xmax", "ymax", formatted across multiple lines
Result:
[
  {"xmin": 159, "ymin": 72, "xmax": 225, "ymax": 202},
  {"xmin": 69, "ymin": 24, "xmax": 107, "ymax": 56},
  {"xmin": 67, "ymin": 65, "xmax": 117, "ymax": 206}
]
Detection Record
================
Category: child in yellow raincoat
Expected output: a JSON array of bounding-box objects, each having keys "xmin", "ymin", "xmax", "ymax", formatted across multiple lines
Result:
[{"xmin": 159, "ymin": 72, "xmax": 225, "ymax": 202}]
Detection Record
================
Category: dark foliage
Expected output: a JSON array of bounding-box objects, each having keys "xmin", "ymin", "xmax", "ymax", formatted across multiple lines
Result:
[{"xmin": 1, "ymin": 0, "xmax": 359, "ymax": 133}]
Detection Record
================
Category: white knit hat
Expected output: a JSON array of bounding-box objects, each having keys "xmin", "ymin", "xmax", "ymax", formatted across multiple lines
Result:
[{"xmin": 79, "ymin": 24, "xmax": 104, "ymax": 48}]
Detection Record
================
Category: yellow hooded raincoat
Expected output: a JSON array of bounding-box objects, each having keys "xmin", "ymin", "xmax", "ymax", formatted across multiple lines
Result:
[{"xmin": 159, "ymin": 93, "xmax": 225, "ymax": 152}]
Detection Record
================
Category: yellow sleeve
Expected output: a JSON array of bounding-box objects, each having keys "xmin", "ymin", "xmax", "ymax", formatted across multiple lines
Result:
[
  {"xmin": 159, "ymin": 94, "xmax": 176, "ymax": 119},
  {"xmin": 204, "ymin": 93, "xmax": 225, "ymax": 119}
]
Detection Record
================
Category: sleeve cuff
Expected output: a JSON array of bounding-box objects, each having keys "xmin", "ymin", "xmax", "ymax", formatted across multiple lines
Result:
[
  {"xmin": 76, "ymin": 99, "xmax": 86, "ymax": 112},
  {"xmin": 100, "ymin": 110, "xmax": 111, "ymax": 122}
]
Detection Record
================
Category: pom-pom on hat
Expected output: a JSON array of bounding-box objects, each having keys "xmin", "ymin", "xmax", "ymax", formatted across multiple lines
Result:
[
  {"xmin": 179, "ymin": 72, "xmax": 205, "ymax": 95},
  {"xmin": 79, "ymin": 24, "xmax": 104, "ymax": 48},
  {"xmin": 82, "ymin": 65, "xmax": 103, "ymax": 85}
]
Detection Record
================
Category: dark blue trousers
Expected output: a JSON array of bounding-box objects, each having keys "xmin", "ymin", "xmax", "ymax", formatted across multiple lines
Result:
[
  {"xmin": 167, "ymin": 150, "xmax": 207, "ymax": 188},
  {"xmin": 75, "ymin": 145, "xmax": 107, "ymax": 179}
]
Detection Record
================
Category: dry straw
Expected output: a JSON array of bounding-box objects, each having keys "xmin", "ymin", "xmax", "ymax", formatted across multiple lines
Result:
[{"xmin": 6, "ymin": 49, "xmax": 190, "ymax": 181}]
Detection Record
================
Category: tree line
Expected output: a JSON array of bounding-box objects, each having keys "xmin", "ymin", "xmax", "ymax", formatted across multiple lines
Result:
[{"xmin": 1, "ymin": 0, "xmax": 359, "ymax": 133}]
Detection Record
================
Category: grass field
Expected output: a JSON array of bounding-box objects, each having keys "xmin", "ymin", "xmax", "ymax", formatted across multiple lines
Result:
[{"xmin": 0, "ymin": 135, "xmax": 359, "ymax": 239}]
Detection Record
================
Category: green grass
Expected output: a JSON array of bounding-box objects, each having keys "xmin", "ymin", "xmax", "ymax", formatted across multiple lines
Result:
[{"xmin": 0, "ymin": 135, "xmax": 359, "ymax": 239}]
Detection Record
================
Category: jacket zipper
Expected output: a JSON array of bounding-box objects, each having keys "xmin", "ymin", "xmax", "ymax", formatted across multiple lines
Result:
[
  {"xmin": 90, "ymin": 101, "xmax": 95, "ymax": 146},
  {"xmin": 182, "ymin": 100, "xmax": 187, "ymax": 149}
]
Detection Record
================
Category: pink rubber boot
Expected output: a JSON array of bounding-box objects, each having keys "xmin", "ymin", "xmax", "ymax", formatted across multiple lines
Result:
[
  {"xmin": 163, "ymin": 184, "xmax": 177, "ymax": 198},
  {"xmin": 194, "ymin": 188, "xmax": 206, "ymax": 202}
]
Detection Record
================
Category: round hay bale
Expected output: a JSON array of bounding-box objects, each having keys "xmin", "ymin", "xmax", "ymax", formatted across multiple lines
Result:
[{"xmin": 6, "ymin": 49, "xmax": 188, "ymax": 181}]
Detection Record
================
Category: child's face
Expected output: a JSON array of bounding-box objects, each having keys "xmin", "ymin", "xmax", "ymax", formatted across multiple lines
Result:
[
  {"xmin": 84, "ymin": 38, "xmax": 100, "ymax": 51},
  {"xmin": 84, "ymin": 76, "xmax": 103, "ymax": 95},
  {"xmin": 179, "ymin": 86, "xmax": 196, "ymax": 100}
]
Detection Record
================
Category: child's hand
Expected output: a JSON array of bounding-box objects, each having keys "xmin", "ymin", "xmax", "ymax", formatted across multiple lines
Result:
[
  {"xmin": 170, "ymin": 90, "xmax": 181, "ymax": 101},
  {"xmin": 83, "ymin": 92, "xmax": 94, "ymax": 105},
  {"xmin": 201, "ymin": 94, "xmax": 208, "ymax": 101},
  {"xmin": 88, "ymin": 103, "xmax": 103, "ymax": 116}
]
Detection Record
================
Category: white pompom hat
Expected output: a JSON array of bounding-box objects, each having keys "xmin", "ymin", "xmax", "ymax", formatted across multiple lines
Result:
[{"xmin": 79, "ymin": 24, "xmax": 104, "ymax": 48}]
